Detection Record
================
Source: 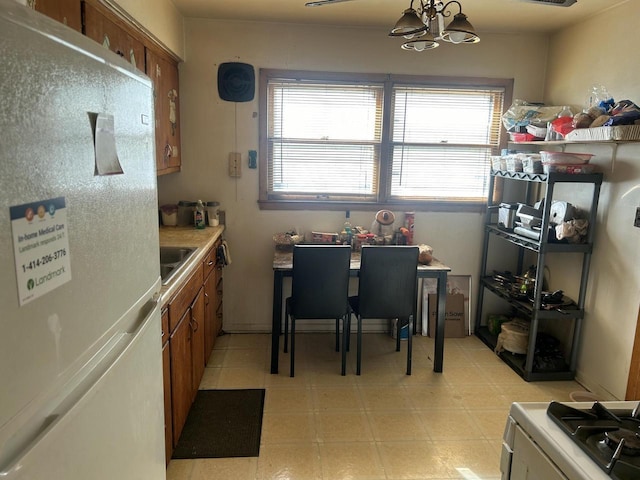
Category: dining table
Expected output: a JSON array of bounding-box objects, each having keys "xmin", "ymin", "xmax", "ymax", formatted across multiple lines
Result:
[{"xmin": 270, "ymin": 248, "xmax": 451, "ymax": 375}]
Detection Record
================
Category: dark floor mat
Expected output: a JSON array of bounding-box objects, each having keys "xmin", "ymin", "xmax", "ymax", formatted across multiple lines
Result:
[{"xmin": 172, "ymin": 389, "xmax": 265, "ymax": 459}]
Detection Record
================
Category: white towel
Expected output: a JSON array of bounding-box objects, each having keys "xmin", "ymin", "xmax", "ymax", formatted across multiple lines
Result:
[{"xmin": 220, "ymin": 240, "xmax": 232, "ymax": 266}]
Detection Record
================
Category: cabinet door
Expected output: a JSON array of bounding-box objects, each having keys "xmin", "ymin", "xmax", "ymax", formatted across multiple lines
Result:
[
  {"xmin": 169, "ymin": 310, "xmax": 192, "ymax": 448},
  {"xmin": 190, "ymin": 288, "xmax": 206, "ymax": 398},
  {"xmin": 82, "ymin": 1, "xmax": 145, "ymax": 72},
  {"xmin": 162, "ymin": 340, "xmax": 172, "ymax": 465},
  {"xmin": 203, "ymin": 271, "xmax": 217, "ymax": 361},
  {"xmin": 31, "ymin": 0, "xmax": 82, "ymax": 32},
  {"xmin": 146, "ymin": 47, "xmax": 181, "ymax": 175},
  {"xmin": 215, "ymin": 264, "xmax": 224, "ymax": 336}
]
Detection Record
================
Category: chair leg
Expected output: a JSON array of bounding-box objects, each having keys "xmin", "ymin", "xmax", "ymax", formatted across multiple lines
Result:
[
  {"xmin": 284, "ymin": 303, "xmax": 289, "ymax": 353},
  {"xmin": 335, "ymin": 317, "xmax": 340, "ymax": 352},
  {"xmin": 341, "ymin": 314, "xmax": 348, "ymax": 375},
  {"xmin": 407, "ymin": 315, "xmax": 413, "ymax": 376},
  {"xmin": 395, "ymin": 318, "xmax": 401, "ymax": 352},
  {"xmin": 347, "ymin": 309, "xmax": 352, "ymax": 352},
  {"xmin": 290, "ymin": 317, "xmax": 296, "ymax": 377},
  {"xmin": 356, "ymin": 315, "xmax": 363, "ymax": 375}
]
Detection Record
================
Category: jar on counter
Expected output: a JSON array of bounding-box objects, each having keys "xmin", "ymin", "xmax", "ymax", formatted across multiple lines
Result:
[
  {"xmin": 177, "ymin": 201, "xmax": 195, "ymax": 226},
  {"xmin": 205, "ymin": 201, "xmax": 220, "ymax": 227}
]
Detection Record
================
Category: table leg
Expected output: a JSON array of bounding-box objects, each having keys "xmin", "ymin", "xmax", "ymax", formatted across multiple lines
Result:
[
  {"xmin": 433, "ymin": 271, "xmax": 447, "ymax": 372},
  {"xmin": 271, "ymin": 271, "xmax": 284, "ymax": 374}
]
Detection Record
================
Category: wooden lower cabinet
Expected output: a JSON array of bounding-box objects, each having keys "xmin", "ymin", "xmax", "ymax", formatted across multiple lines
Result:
[
  {"xmin": 169, "ymin": 310, "xmax": 192, "ymax": 448},
  {"xmin": 163, "ymin": 239, "xmax": 224, "ymax": 462},
  {"xmin": 190, "ymin": 288, "xmax": 205, "ymax": 398},
  {"xmin": 203, "ymin": 270, "xmax": 217, "ymax": 362}
]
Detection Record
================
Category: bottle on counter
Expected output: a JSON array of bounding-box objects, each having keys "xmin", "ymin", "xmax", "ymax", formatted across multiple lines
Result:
[
  {"xmin": 340, "ymin": 210, "xmax": 353, "ymax": 246},
  {"xmin": 194, "ymin": 200, "xmax": 206, "ymax": 229}
]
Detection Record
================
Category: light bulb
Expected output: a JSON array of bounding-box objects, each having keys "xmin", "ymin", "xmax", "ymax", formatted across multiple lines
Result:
[
  {"xmin": 413, "ymin": 41, "xmax": 426, "ymax": 52},
  {"xmin": 448, "ymin": 31, "xmax": 466, "ymax": 44}
]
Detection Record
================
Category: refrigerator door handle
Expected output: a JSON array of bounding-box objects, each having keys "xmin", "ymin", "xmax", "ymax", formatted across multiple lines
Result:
[{"xmin": 0, "ymin": 298, "xmax": 161, "ymax": 478}]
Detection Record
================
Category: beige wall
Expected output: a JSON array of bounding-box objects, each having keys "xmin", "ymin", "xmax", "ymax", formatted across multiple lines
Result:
[
  {"xmin": 115, "ymin": 0, "xmax": 185, "ymax": 58},
  {"xmin": 157, "ymin": 19, "xmax": 549, "ymax": 336},
  {"xmin": 544, "ymin": 1, "xmax": 640, "ymax": 400}
]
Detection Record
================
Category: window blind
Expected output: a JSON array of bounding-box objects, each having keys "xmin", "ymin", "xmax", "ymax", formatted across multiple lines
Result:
[
  {"xmin": 267, "ymin": 81, "xmax": 382, "ymax": 199},
  {"xmin": 260, "ymin": 70, "xmax": 510, "ymax": 207},
  {"xmin": 389, "ymin": 86, "xmax": 505, "ymax": 200}
]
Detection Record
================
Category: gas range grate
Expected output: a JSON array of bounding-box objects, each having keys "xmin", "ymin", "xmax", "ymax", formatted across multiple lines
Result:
[{"xmin": 547, "ymin": 401, "xmax": 640, "ymax": 480}]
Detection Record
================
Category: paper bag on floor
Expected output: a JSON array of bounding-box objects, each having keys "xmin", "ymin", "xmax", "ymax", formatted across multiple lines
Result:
[{"xmin": 427, "ymin": 293, "xmax": 466, "ymax": 338}]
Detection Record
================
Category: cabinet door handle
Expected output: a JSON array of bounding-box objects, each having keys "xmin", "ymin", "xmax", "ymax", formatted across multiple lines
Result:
[
  {"xmin": 204, "ymin": 292, "xmax": 209, "ymax": 305},
  {"xmin": 163, "ymin": 143, "xmax": 172, "ymax": 161},
  {"xmin": 191, "ymin": 316, "xmax": 199, "ymax": 332},
  {"xmin": 208, "ymin": 260, "xmax": 214, "ymax": 266}
]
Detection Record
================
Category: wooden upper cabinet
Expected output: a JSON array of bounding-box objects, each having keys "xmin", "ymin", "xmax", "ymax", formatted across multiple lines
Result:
[
  {"xmin": 146, "ymin": 47, "xmax": 181, "ymax": 175},
  {"xmin": 82, "ymin": 1, "xmax": 145, "ymax": 72},
  {"xmin": 30, "ymin": 0, "xmax": 82, "ymax": 32}
]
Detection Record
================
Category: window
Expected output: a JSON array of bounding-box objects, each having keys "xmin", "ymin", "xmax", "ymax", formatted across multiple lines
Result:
[{"xmin": 259, "ymin": 70, "xmax": 512, "ymax": 210}]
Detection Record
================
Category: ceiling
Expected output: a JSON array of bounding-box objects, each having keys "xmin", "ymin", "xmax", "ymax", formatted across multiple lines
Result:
[{"xmin": 170, "ymin": 0, "xmax": 627, "ymax": 35}]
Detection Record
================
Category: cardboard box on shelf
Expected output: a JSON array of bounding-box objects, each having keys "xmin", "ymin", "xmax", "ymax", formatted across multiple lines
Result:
[{"xmin": 427, "ymin": 293, "xmax": 466, "ymax": 338}]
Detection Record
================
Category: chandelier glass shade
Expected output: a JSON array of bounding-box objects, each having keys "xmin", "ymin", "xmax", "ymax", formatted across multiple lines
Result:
[{"xmin": 389, "ymin": 0, "xmax": 480, "ymax": 50}]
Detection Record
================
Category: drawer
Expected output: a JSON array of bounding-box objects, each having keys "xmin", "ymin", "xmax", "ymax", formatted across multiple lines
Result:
[
  {"xmin": 168, "ymin": 263, "xmax": 204, "ymax": 333},
  {"xmin": 202, "ymin": 245, "xmax": 216, "ymax": 279}
]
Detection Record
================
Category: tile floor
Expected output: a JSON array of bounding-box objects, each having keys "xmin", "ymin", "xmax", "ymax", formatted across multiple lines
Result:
[{"xmin": 167, "ymin": 332, "xmax": 582, "ymax": 480}]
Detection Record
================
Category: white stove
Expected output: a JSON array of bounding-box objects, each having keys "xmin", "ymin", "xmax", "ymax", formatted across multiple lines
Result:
[{"xmin": 501, "ymin": 401, "xmax": 640, "ymax": 480}]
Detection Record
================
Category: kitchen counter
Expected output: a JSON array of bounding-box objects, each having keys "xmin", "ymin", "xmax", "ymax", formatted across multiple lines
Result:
[{"xmin": 158, "ymin": 225, "xmax": 224, "ymax": 307}]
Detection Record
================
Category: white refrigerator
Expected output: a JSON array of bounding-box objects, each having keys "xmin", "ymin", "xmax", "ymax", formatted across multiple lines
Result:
[{"xmin": 0, "ymin": 2, "xmax": 166, "ymax": 478}]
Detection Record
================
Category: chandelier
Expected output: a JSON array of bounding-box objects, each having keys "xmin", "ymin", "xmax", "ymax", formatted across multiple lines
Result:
[{"xmin": 389, "ymin": 0, "xmax": 480, "ymax": 51}]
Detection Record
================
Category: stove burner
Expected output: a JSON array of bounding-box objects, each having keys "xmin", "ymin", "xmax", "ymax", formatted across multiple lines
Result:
[
  {"xmin": 605, "ymin": 429, "xmax": 640, "ymax": 456},
  {"xmin": 546, "ymin": 401, "xmax": 640, "ymax": 479}
]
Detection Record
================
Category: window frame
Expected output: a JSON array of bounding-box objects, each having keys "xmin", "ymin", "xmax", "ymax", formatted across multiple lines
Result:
[{"xmin": 258, "ymin": 69, "xmax": 513, "ymax": 212}]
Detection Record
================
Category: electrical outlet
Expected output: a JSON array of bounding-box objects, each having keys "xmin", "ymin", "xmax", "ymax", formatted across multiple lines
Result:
[
  {"xmin": 228, "ymin": 152, "xmax": 241, "ymax": 177},
  {"xmin": 635, "ymin": 207, "xmax": 640, "ymax": 228}
]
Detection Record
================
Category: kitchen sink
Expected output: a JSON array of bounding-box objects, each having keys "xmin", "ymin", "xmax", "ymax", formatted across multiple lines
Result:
[{"xmin": 160, "ymin": 246, "xmax": 196, "ymax": 285}]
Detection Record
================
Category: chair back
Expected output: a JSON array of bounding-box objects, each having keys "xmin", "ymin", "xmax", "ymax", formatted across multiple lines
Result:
[
  {"xmin": 357, "ymin": 246, "xmax": 419, "ymax": 319},
  {"xmin": 290, "ymin": 245, "xmax": 352, "ymax": 319}
]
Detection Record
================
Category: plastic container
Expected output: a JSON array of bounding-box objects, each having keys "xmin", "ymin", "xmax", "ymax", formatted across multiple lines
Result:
[
  {"xmin": 540, "ymin": 151, "xmax": 594, "ymax": 164},
  {"xmin": 542, "ymin": 163, "xmax": 596, "ymax": 174},
  {"xmin": 526, "ymin": 124, "xmax": 547, "ymax": 139},
  {"xmin": 522, "ymin": 155, "xmax": 542, "ymax": 173},
  {"xmin": 569, "ymin": 391, "xmax": 599, "ymax": 402},
  {"xmin": 509, "ymin": 132, "xmax": 536, "ymax": 143},
  {"xmin": 160, "ymin": 204, "xmax": 178, "ymax": 226},
  {"xmin": 177, "ymin": 201, "xmax": 195, "ymax": 226},
  {"xmin": 505, "ymin": 155, "xmax": 523, "ymax": 172},
  {"xmin": 194, "ymin": 200, "xmax": 206, "ymax": 229},
  {"xmin": 205, "ymin": 201, "xmax": 220, "ymax": 226},
  {"xmin": 491, "ymin": 155, "xmax": 507, "ymax": 171}
]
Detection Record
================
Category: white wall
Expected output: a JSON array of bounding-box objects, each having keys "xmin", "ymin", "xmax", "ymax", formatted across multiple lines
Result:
[
  {"xmin": 156, "ymin": 19, "xmax": 549, "ymax": 335},
  {"xmin": 115, "ymin": 0, "xmax": 185, "ymax": 58},
  {"xmin": 544, "ymin": 1, "xmax": 640, "ymax": 400}
]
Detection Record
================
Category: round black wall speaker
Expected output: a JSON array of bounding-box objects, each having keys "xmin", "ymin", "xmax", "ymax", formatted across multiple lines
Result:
[{"xmin": 217, "ymin": 62, "xmax": 255, "ymax": 102}]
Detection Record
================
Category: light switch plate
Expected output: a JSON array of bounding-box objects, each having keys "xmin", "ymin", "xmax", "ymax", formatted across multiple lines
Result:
[{"xmin": 228, "ymin": 152, "xmax": 241, "ymax": 177}]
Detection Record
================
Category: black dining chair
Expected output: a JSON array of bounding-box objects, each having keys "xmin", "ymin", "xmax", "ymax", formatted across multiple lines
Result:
[
  {"xmin": 284, "ymin": 244, "xmax": 352, "ymax": 377},
  {"xmin": 348, "ymin": 245, "xmax": 419, "ymax": 375}
]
